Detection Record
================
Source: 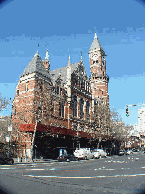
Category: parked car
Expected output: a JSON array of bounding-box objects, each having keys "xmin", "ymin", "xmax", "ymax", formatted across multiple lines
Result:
[
  {"xmin": 0, "ymin": 153, "xmax": 14, "ymax": 165},
  {"xmin": 132, "ymin": 148, "xmax": 139, "ymax": 152},
  {"xmin": 119, "ymin": 150, "xmax": 124, "ymax": 156},
  {"xmin": 125, "ymin": 150, "xmax": 132, "ymax": 155},
  {"xmin": 73, "ymin": 148, "xmax": 94, "ymax": 160},
  {"xmin": 96, "ymin": 149, "xmax": 107, "ymax": 158},
  {"xmin": 91, "ymin": 149, "xmax": 100, "ymax": 159},
  {"xmin": 57, "ymin": 154, "xmax": 78, "ymax": 162}
]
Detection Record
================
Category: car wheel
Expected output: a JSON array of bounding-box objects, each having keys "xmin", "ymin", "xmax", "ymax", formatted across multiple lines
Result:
[
  {"xmin": 99, "ymin": 155, "xmax": 101, "ymax": 159},
  {"xmin": 84, "ymin": 156, "xmax": 87, "ymax": 160},
  {"xmin": 66, "ymin": 159, "xmax": 70, "ymax": 162},
  {"xmin": 9, "ymin": 160, "xmax": 14, "ymax": 165}
]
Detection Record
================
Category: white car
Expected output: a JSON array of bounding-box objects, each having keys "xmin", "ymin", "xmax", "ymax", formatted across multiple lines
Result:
[
  {"xmin": 73, "ymin": 148, "xmax": 94, "ymax": 160},
  {"xmin": 126, "ymin": 150, "xmax": 132, "ymax": 155},
  {"xmin": 93, "ymin": 149, "xmax": 107, "ymax": 158},
  {"xmin": 91, "ymin": 149, "xmax": 100, "ymax": 159}
]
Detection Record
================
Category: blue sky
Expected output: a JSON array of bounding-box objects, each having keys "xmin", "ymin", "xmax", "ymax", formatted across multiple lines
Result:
[{"xmin": 0, "ymin": 0, "xmax": 145, "ymax": 126}]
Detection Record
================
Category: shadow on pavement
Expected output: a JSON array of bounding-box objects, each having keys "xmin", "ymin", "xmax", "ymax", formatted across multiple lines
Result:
[{"xmin": 0, "ymin": 185, "xmax": 14, "ymax": 194}]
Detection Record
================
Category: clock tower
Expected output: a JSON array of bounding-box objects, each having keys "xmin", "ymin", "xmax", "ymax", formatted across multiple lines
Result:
[{"xmin": 89, "ymin": 32, "xmax": 109, "ymax": 106}]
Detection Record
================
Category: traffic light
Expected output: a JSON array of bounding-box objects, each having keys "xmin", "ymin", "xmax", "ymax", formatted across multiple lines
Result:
[{"xmin": 126, "ymin": 107, "xmax": 129, "ymax": 117}]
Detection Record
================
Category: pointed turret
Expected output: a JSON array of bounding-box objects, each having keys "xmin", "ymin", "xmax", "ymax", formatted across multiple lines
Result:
[
  {"xmin": 43, "ymin": 49, "xmax": 50, "ymax": 72},
  {"xmin": 89, "ymin": 31, "xmax": 103, "ymax": 51},
  {"xmin": 45, "ymin": 49, "xmax": 49, "ymax": 60},
  {"xmin": 68, "ymin": 55, "xmax": 71, "ymax": 66}
]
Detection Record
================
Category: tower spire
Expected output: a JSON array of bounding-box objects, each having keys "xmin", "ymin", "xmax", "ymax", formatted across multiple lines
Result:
[
  {"xmin": 68, "ymin": 55, "xmax": 71, "ymax": 65},
  {"xmin": 81, "ymin": 51, "xmax": 83, "ymax": 62},
  {"xmin": 35, "ymin": 43, "xmax": 40, "ymax": 56},
  {"xmin": 45, "ymin": 49, "xmax": 49, "ymax": 60},
  {"xmin": 94, "ymin": 30, "xmax": 98, "ymax": 39}
]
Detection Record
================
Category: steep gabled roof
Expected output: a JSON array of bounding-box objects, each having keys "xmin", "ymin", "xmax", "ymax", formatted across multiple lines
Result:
[
  {"xmin": 21, "ymin": 52, "xmax": 50, "ymax": 79},
  {"xmin": 50, "ymin": 62, "xmax": 79, "ymax": 84}
]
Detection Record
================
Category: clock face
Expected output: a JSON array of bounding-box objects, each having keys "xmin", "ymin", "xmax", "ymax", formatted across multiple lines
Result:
[{"xmin": 93, "ymin": 54, "xmax": 98, "ymax": 61}]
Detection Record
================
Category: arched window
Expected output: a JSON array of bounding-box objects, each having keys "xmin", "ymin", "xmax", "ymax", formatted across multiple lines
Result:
[
  {"xmin": 26, "ymin": 82, "xmax": 28, "ymax": 91},
  {"xmin": 59, "ymin": 101, "xmax": 64, "ymax": 117},
  {"xmin": 72, "ymin": 95, "xmax": 77, "ymax": 117},
  {"xmin": 94, "ymin": 99, "xmax": 98, "ymax": 114},
  {"xmin": 80, "ymin": 98, "xmax": 84, "ymax": 119},
  {"xmin": 57, "ymin": 86, "xmax": 59, "ymax": 94},
  {"xmin": 86, "ymin": 101, "xmax": 90, "ymax": 115},
  {"xmin": 51, "ymin": 99, "xmax": 54, "ymax": 113},
  {"xmin": 17, "ymin": 90, "xmax": 19, "ymax": 97},
  {"xmin": 38, "ymin": 106, "xmax": 42, "ymax": 120},
  {"xmin": 14, "ymin": 108, "xmax": 16, "ymax": 115}
]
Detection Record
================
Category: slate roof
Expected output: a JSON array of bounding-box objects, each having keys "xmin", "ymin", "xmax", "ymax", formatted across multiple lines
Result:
[
  {"xmin": 90, "ymin": 32, "xmax": 103, "ymax": 51},
  {"xmin": 21, "ymin": 52, "xmax": 50, "ymax": 79},
  {"xmin": 50, "ymin": 62, "xmax": 79, "ymax": 84}
]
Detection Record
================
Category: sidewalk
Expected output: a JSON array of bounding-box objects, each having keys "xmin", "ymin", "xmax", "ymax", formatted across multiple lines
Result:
[{"xmin": 13, "ymin": 158, "xmax": 58, "ymax": 164}]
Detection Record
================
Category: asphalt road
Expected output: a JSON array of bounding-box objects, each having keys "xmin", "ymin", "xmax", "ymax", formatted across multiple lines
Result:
[{"xmin": 0, "ymin": 152, "xmax": 145, "ymax": 194}]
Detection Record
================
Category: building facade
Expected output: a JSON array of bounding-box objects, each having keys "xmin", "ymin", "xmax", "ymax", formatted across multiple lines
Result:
[
  {"xmin": 138, "ymin": 107, "xmax": 145, "ymax": 133},
  {"xmin": 11, "ymin": 32, "xmax": 109, "ymax": 158}
]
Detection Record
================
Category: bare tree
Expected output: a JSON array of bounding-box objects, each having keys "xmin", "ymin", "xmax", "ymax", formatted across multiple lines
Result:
[
  {"xmin": 0, "ymin": 116, "xmax": 10, "ymax": 143},
  {"xmin": 93, "ymin": 100, "xmax": 110, "ymax": 135},
  {"xmin": 0, "ymin": 93, "xmax": 10, "ymax": 112},
  {"xmin": 93, "ymin": 101, "xmax": 133, "ymax": 142}
]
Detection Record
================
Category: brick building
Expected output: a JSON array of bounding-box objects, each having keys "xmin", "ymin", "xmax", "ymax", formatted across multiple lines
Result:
[{"xmin": 11, "ymin": 32, "xmax": 109, "ymax": 158}]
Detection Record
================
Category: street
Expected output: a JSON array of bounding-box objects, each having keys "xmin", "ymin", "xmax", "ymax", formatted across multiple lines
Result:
[{"xmin": 0, "ymin": 152, "xmax": 145, "ymax": 194}]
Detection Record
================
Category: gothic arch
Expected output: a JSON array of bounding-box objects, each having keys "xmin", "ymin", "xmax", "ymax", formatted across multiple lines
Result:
[
  {"xmin": 80, "ymin": 97, "xmax": 84, "ymax": 119},
  {"xmin": 86, "ymin": 100, "xmax": 90, "ymax": 115},
  {"xmin": 72, "ymin": 94, "xmax": 77, "ymax": 117}
]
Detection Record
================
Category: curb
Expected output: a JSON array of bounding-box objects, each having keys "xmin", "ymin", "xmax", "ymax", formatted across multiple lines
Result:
[{"xmin": 13, "ymin": 158, "xmax": 58, "ymax": 164}]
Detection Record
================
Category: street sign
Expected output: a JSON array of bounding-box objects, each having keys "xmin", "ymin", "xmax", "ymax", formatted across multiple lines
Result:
[{"xmin": 8, "ymin": 125, "xmax": 12, "ymax": 131}]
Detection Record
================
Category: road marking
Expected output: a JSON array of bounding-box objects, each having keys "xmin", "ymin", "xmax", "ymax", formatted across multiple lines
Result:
[
  {"xmin": 23, "ymin": 174, "xmax": 145, "ymax": 179},
  {"xmin": 50, "ymin": 168, "xmax": 79, "ymax": 171},
  {"xmin": 94, "ymin": 168, "xmax": 115, "ymax": 171},
  {"xmin": 25, "ymin": 169, "xmax": 45, "ymax": 170},
  {"xmin": 0, "ymin": 168, "xmax": 16, "ymax": 169}
]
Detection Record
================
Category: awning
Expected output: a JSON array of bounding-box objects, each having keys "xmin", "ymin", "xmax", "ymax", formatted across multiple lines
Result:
[{"xmin": 19, "ymin": 123, "xmax": 94, "ymax": 138}]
